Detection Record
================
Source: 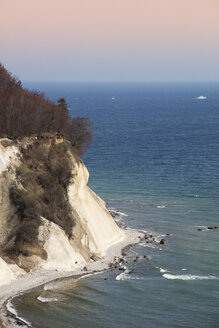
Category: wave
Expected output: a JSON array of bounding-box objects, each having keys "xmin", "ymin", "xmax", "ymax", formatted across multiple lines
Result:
[
  {"xmin": 44, "ymin": 283, "xmax": 57, "ymax": 291},
  {"xmin": 159, "ymin": 267, "xmax": 168, "ymax": 273},
  {"xmin": 37, "ymin": 296, "xmax": 58, "ymax": 303},
  {"xmin": 163, "ymin": 273, "xmax": 217, "ymax": 280},
  {"xmin": 116, "ymin": 266, "xmax": 131, "ymax": 281},
  {"xmin": 116, "ymin": 264, "xmax": 145, "ymax": 281},
  {"xmin": 44, "ymin": 271, "xmax": 103, "ymax": 291},
  {"xmin": 188, "ymin": 194, "xmax": 200, "ymax": 198},
  {"xmin": 108, "ymin": 199, "xmax": 135, "ymax": 203},
  {"xmin": 77, "ymin": 271, "xmax": 103, "ymax": 281},
  {"xmin": 139, "ymin": 242, "xmax": 156, "ymax": 249},
  {"xmin": 117, "ymin": 211, "xmax": 128, "ymax": 217},
  {"xmin": 157, "ymin": 205, "xmax": 166, "ymax": 209},
  {"xmin": 196, "ymin": 226, "xmax": 215, "ymax": 232},
  {"xmin": 137, "ymin": 229, "xmax": 150, "ymax": 234},
  {"xmin": 6, "ymin": 296, "xmax": 32, "ymax": 326},
  {"xmin": 109, "ymin": 209, "xmax": 128, "ymax": 217},
  {"xmin": 116, "ymin": 272, "xmax": 126, "ymax": 281},
  {"xmin": 116, "ymin": 272, "xmax": 143, "ymax": 281}
]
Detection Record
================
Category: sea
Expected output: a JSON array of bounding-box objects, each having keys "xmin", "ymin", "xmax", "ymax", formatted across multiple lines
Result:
[{"xmin": 12, "ymin": 82, "xmax": 219, "ymax": 328}]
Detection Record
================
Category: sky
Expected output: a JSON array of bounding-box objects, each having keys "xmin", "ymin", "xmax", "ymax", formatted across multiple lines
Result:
[{"xmin": 0, "ymin": 0, "xmax": 219, "ymax": 81}]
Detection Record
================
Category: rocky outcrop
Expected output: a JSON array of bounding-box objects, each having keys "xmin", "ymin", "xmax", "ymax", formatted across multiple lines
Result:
[{"xmin": 0, "ymin": 138, "xmax": 124, "ymax": 285}]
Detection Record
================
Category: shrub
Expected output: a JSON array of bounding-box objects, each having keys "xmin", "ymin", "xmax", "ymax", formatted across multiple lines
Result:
[{"xmin": 6, "ymin": 140, "xmax": 75, "ymax": 258}]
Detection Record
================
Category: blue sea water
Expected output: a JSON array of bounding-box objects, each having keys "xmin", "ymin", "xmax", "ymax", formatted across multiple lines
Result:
[{"xmin": 14, "ymin": 82, "xmax": 219, "ymax": 328}]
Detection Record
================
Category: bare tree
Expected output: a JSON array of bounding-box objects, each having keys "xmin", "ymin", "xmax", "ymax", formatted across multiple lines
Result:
[{"xmin": 71, "ymin": 117, "xmax": 92, "ymax": 156}]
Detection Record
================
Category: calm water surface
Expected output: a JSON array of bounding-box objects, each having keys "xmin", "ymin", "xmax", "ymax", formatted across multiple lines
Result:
[{"xmin": 14, "ymin": 82, "xmax": 219, "ymax": 328}]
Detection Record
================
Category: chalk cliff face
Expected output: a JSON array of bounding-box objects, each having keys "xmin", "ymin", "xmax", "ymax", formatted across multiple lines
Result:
[
  {"xmin": 0, "ymin": 138, "xmax": 124, "ymax": 285},
  {"xmin": 68, "ymin": 156, "xmax": 123, "ymax": 255}
]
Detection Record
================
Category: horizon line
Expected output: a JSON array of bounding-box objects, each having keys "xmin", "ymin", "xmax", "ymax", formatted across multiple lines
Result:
[{"xmin": 23, "ymin": 80, "xmax": 219, "ymax": 83}]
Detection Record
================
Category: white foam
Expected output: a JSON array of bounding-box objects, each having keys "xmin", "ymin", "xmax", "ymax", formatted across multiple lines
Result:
[
  {"xmin": 110, "ymin": 209, "xmax": 128, "ymax": 217},
  {"xmin": 159, "ymin": 268, "xmax": 168, "ymax": 273},
  {"xmin": 116, "ymin": 267, "xmax": 132, "ymax": 281},
  {"xmin": 37, "ymin": 296, "xmax": 58, "ymax": 303},
  {"xmin": 44, "ymin": 283, "xmax": 57, "ymax": 291},
  {"xmin": 77, "ymin": 271, "xmax": 102, "ymax": 281},
  {"xmin": 163, "ymin": 273, "xmax": 216, "ymax": 281},
  {"xmin": 139, "ymin": 242, "xmax": 156, "ymax": 249},
  {"xmin": 119, "ymin": 264, "xmax": 128, "ymax": 271},
  {"xmin": 157, "ymin": 205, "xmax": 166, "ymax": 209},
  {"xmin": 44, "ymin": 271, "xmax": 103, "ymax": 291},
  {"xmin": 154, "ymin": 236, "xmax": 162, "ymax": 243},
  {"xmin": 6, "ymin": 298, "xmax": 17, "ymax": 316},
  {"xmin": 116, "ymin": 272, "xmax": 143, "ymax": 281},
  {"xmin": 116, "ymin": 272, "xmax": 126, "ymax": 281},
  {"xmin": 138, "ymin": 229, "xmax": 150, "ymax": 234},
  {"xmin": 6, "ymin": 296, "xmax": 32, "ymax": 326},
  {"xmin": 197, "ymin": 226, "xmax": 210, "ymax": 232},
  {"xmin": 117, "ymin": 211, "xmax": 128, "ymax": 217}
]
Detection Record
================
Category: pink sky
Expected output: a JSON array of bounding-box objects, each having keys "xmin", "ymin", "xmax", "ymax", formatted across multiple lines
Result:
[{"xmin": 1, "ymin": 0, "xmax": 219, "ymax": 81}]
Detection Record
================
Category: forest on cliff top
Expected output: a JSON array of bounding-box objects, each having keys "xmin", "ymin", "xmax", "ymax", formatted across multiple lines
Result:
[
  {"xmin": 0, "ymin": 64, "xmax": 92, "ymax": 156},
  {"xmin": 0, "ymin": 64, "xmax": 93, "ymax": 260}
]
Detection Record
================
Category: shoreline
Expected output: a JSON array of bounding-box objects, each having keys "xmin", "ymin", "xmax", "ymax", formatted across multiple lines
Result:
[{"xmin": 0, "ymin": 228, "xmax": 146, "ymax": 328}]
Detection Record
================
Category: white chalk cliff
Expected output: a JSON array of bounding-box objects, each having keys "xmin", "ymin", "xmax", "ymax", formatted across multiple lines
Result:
[{"xmin": 0, "ymin": 139, "xmax": 124, "ymax": 286}]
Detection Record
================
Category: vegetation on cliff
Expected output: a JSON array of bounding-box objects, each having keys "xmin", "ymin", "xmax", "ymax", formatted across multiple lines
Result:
[
  {"xmin": 0, "ymin": 64, "xmax": 92, "ymax": 260},
  {"xmin": 4, "ymin": 139, "xmax": 76, "ymax": 259},
  {"xmin": 0, "ymin": 64, "xmax": 92, "ymax": 156}
]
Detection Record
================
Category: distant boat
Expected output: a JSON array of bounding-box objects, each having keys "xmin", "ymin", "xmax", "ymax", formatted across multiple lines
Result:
[
  {"xmin": 196, "ymin": 96, "xmax": 207, "ymax": 100},
  {"xmin": 112, "ymin": 97, "xmax": 116, "ymax": 101}
]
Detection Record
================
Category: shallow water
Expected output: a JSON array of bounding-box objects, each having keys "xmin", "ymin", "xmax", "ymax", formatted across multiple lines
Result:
[{"xmin": 15, "ymin": 82, "xmax": 219, "ymax": 328}]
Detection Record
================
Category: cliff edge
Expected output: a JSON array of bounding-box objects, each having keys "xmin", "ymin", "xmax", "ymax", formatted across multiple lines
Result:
[{"xmin": 0, "ymin": 137, "xmax": 124, "ymax": 286}]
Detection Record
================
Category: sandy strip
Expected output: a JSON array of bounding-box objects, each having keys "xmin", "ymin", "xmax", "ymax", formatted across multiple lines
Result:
[{"xmin": 0, "ymin": 228, "xmax": 145, "ymax": 328}]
